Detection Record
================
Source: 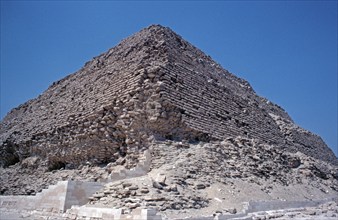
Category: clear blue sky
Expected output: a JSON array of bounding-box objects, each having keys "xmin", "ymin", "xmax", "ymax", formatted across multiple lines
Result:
[{"xmin": 1, "ymin": 1, "xmax": 337, "ymax": 156}]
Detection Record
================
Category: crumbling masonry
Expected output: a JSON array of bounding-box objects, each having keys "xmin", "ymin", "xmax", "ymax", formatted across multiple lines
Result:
[{"xmin": 1, "ymin": 25, "xmax": 336, "ymax": 171}]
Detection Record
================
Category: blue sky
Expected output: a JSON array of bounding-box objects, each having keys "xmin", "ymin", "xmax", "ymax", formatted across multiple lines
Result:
[{"xmin": 1, "ymin": 1, "xmax": 337, "ymax": 156}]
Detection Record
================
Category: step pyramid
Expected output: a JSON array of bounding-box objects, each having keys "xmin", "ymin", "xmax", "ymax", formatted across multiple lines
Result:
[{"xmin": 0, "ymin": 24, "xmax": 336, "ymax": 171}]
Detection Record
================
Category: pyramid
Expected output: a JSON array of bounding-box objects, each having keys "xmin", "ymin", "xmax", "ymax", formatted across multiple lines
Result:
[
  {"xmin": 0, "ymin": 25, "xmax": 336, "ymax": 170},
  {"xmin": 1, "ymin": 24, "xmax": 338, "ymax": 219}
]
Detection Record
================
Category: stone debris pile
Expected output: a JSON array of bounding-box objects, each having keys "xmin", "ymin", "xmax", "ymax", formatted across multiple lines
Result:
[
  {"xmin": 87, "ymin": 138, "xmax": 337, "ymax": 218},
  {"xmin": 89, "ymin": 177, "xmax": 208, "ymax": 212}
]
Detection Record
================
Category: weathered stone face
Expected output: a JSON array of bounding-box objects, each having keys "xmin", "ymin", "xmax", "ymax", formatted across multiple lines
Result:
[{"xmin": 0, "ymin": 24, "xmax": 337, "ymax": 170}]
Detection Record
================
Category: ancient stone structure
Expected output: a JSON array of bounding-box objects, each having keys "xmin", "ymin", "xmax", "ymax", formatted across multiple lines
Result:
[
  {"xmin": 0, "ymin": 181, "xmax": 103, "ymax": 212},
  {"xmin": 0, "ymin": 24, "xmax": 337, "ymax": 172}
]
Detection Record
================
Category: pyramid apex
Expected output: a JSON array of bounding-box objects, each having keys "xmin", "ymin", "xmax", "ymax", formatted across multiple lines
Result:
[
  {"xmin": 141, "ymin": 24, "xmax": 176, "ymax": 37},
  {"xmin": 147, "ymin": 24, "xmax": 166, "ymax": 29}
]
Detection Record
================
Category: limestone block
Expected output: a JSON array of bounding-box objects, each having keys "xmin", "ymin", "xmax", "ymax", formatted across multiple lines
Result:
[{"xmin": 140, "ymin": 208, "xmax": 162, "ymax": 220}]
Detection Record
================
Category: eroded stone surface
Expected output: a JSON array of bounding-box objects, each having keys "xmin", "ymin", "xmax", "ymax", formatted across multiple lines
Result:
[
  {"xmin": 0, "ymin": 24, "xmax": 337, "ymax": 219},
  {"xmin": 86, "ymin": 139, "xmax": 337, "ymax": 218},
  {"xmin": 1, "ymin": 25, "xmax": 336, "ymax": 172}
]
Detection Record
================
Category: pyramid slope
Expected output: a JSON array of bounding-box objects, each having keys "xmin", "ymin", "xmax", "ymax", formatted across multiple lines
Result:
[
  {"xmin": 153, "ymin": 25, "xmax": 337, "ymax": 164},
  {"xmin": 0, "ymin": 25, "xmax": 337, "ymax": 171}
]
